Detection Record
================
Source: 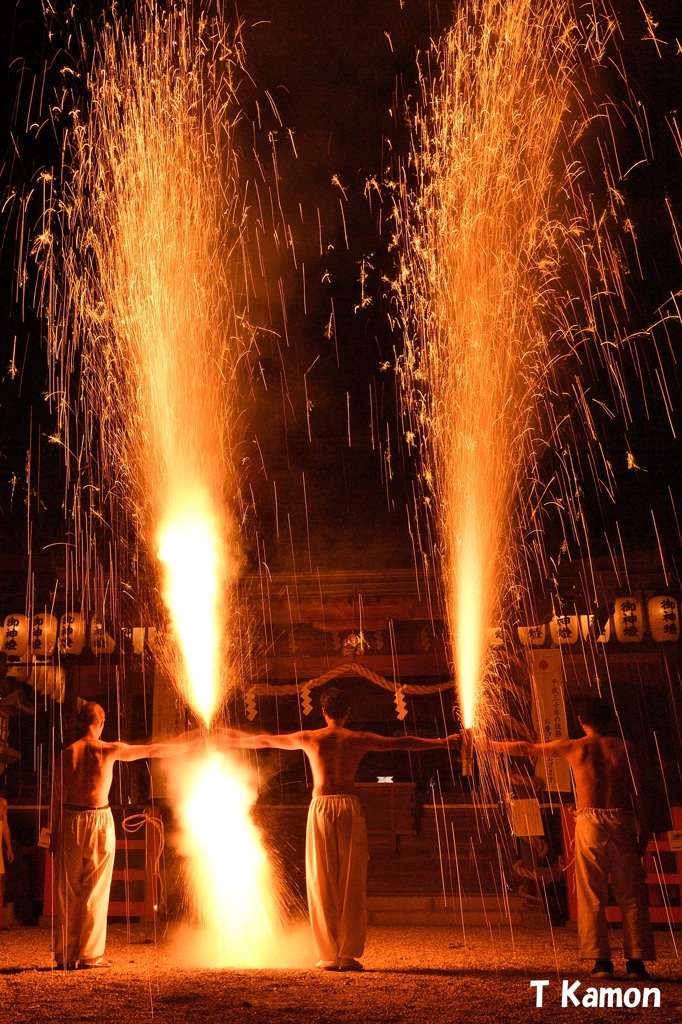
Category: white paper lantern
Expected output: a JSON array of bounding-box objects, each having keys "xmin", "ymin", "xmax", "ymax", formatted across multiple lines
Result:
[
  {"xmin": 147, "ymin": 627, "xmax": 169, "ymax": 654},
  {"xmin": 549, "ymin": 615, "xmax": 579, "ymax": 645},
  {"xmin": 487, "ymin": 626, "xmax": 504, "ymax": 648},
  {"xmin": 89, "ymin": 616, "xmax": 116, "ymax": 655},
  {"xmin": 29, "ymin": 663, "xmax": 66, "ymax": 702},
  {"xmin": 517, "ymin": 625, "xmax": 546, "ymax": 647},
  {"xmin": 613, "ymin": 596, "xmax": 644, "ymax": 643},
  {"xmin": 58, "ymin": 612, "xmax": 86, "ymax": 655},
  {"xmin": 132, "ymin": 627, "xmax": 147, "ymax": 655},
  {"xmin": 30, "ymin": 613, "xmax": 58, "ymax": 656},
  {"xmin": 647, "ymin": 596, "xmax": 680, "ymax": 643},
  {"xmin": 5, "ymin": 660, "xmax": 30, "ymax": 682},
  {"xmin": 2, "ymin": 614, "xmax": 29, "ymax": 658},
  {"xmin": 579, "ymin": 614, "xmax": 611, "ymax": 644}
]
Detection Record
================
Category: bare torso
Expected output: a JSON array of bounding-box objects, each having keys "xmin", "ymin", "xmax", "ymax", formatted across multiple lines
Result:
[
  {"xmin": 561, "ymin": 734, "xmax": 637, "ymax": 810},
  {"xmin": 58, "ymin": 738, "xmax": 119, "ymax": 807},
  {"xmin": 299, "ymin": 727, "xmax": 373, "ymax": 797}
]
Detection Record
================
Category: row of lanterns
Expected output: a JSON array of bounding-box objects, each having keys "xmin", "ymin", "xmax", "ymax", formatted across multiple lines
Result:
[
  {"xmin": 0, "ymin": 613, "xmax": 118, "ymax": 703},
  {"xmin": 518, "ymin": 595, "xmax": 679, "ymax": 647},
  {"xmin": 1, "ymin": 612, "xmax": 116, "ymax": 658},
  {"xmin": 1, "ymin": 598, "xmax": 679, "ymax": 659}
]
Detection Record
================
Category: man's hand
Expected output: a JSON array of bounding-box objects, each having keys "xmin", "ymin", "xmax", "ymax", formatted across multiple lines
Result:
[{"xmin": 5, "ymin": 844, "xmax": 14, "ymax": 864}]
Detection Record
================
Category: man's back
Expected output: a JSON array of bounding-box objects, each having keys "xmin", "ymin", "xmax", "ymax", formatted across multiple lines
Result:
[
  {"xmin": 300, "ymin": 727, "xmax": 374, "ymax": 797},
  {"xmin": 558, "ymin": 734, "xmax": 637, "ymax": 811},
  {"xmin": 224, "ymin": 716, "xmax": 455, "ymax": 797},
  {"xmin": 59, "ymin": 738, "xmax": 117, "ymax": 807}
]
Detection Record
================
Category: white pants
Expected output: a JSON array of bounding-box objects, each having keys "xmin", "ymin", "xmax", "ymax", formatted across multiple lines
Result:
[
  {"xmin": 305, "ymin": 795, "xmax": 368, "ymax": 962},
  {"xmin": 54, "ymin": 807, "xmax": 116, "ymax": 964},
  {"xmin": 574, "ymin": 807, "xmax": 655, "ymax": 961}
]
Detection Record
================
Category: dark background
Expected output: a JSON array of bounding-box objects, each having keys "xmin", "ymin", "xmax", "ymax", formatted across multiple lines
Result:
[{"xmin": 1, "ymin": 0, "xmax": 681, "ymax": 589}]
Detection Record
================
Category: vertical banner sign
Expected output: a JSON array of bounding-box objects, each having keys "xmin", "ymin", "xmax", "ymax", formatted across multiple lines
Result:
[{"xmin": 530, "ymin": 650, "xmax": 572, "ymax": 793}]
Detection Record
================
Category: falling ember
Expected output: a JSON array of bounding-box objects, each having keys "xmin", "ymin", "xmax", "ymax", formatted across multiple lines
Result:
[
  {"xmin": 393, "ymin": 0, "xmax": 622, "ymax": 732},
  {"xmin": 41, "ymin": 2, "xmax": 284, "ymax": 963}
]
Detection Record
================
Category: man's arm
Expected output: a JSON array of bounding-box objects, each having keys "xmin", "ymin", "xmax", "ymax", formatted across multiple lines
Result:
[
  {"xmin": 488, "ymin": 737, "xmax": 574, "ymax": 759},
  {"xmin": 360, "ymin": 732, "xmax": 460, "ymax": 753},
  {"xmin": 0, "ymin": 799, "xmax": 12, "ymax": 865},
  {"xmin": 111, "ymin": 733, "xmax": 199, "ymax": 763},
  {"xmin": 217, "ymin": 727, "xmax": 308, "ymax": 751}
]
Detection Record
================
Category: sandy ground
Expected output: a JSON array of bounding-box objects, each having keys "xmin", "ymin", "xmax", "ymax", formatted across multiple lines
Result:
[{"xmin": 1, "ymin": 922, "xmax": 681, "ymax": 1024}]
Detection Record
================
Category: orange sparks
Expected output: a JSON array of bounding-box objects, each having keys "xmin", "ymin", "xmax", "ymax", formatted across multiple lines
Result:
[
  {"xmin": 393, "ymin": 0, "xmax": 623, "ymax": 732},
  {"xmin": 44, "ymin": 1, "xmax": 282, "ymax": 965}
]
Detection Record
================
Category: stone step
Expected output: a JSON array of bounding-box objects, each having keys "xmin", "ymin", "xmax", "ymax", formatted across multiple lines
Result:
[{"xmin": 366, "ymin": 893, "xmax": 545, "ymax": 928}]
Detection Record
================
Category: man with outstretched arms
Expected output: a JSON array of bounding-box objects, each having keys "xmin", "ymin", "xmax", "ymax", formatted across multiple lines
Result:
[
  {"xmin": 50, "ymin": 701, "xmax": 194, "ymax": 970},
  {"xmin": 221, "ymin": 687, "xmax": 460, "ymax": 971},
  {"xmin": 489, "ymin": 695, "xmax": 655, "ymax": 980}
]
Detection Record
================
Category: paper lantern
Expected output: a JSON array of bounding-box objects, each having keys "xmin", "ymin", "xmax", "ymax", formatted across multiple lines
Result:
[
  {"xmin": 5, "ymin": 660, "xmax": 30, "ymax": 682},
  {"xmin": 579, "ymin": 614, "xmax": 611, "ymax": 644},
  {"xmin": 613, "ymin": 596, "xmax": 644, "ymax": 643},
  {"xmin": 58, "ymin": 612, "xmax": 86, "ymax": 655},
  {"xmin": 549, "ymin": 615, "xmax": 579, "ymax": 645},
  {"xmin": 2, "ymin": 613, "xmax": 29, "ymax": 658},
  {"xmin": 518, "ymin": 625, "xmax": 546, "ymax": 647},
  {"xmin": 647, "ymin": 596, "xmax": 679, "ymax": 643},
  {"xmin": 89, "ymin": 616, "xmax": 116, "ymax": 656},
  {"xmin": 29, "ymin": 663, "xmax": 66, "ymax": 702},
  {"xmin": 132, "ymin": 627, "xmax": 147, "ymax": 655},
  {"xmin": 147, "ymin": 627, "xmax": 169, "ymax": 655},
  {"xmin": 487, "ymin": 626, "xmax": 504, "ymax": 648},
  {"xmin": 30, "ymin": 613, "xmax": 58, "ymax": 656}
]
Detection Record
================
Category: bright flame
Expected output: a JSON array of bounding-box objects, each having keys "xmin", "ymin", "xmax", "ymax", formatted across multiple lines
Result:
[
  {"xmin": 170, "ymin": 751, "xmax": 285, "ymax": 968},
  {"xmin": 158, "ymin": 500, "xmax": 222, "ymax": 726}
]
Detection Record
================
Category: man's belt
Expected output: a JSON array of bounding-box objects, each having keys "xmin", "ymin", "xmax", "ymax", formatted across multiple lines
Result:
[{"xmin": 63, "ymin": 804, "xmax": 110, "ymax": 811}]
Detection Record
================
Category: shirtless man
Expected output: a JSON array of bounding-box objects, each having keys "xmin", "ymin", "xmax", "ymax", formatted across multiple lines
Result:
[
  {"xmin": 0, "ymin": 789, "xmax": 14, "ymax": 929},
  {"xmin": 50, "ymin": 701, "xmax": 193, "ymax": 970},
  {"xmin": 490, "ymin": 694, "xmax": 654, "ymax": 980},
  {"xmin": 221, "ymin": 687, "xmax": 460, "ymax": 971}
]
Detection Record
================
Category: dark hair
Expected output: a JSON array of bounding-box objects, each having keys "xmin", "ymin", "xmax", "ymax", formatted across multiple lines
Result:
[
  {"xmin": 320, "ymin": 687, "xmax": 351, "ymax": 721},
  {"xmin": 77, "ymin": 701, "xmax": 106, "ymax": 735},
  {"xmin": 574, "ymin": 695, "xmax": 612, "ymax": 734}
]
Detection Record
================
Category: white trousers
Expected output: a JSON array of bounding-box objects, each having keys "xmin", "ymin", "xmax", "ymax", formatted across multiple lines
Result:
[
  {"xmin": 305, "ymin": 795, "xmax": 368, "ymax": 962},
  {"xmin": 574, "ymin": 807, "xmax": 655, "ymax": 961},
  {"xmin": 54, "ymin": 807, "xmax": 116, "ymax": 964}
]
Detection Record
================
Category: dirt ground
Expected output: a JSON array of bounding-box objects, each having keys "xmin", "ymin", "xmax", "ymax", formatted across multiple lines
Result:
[{"xmin": 1, "ymin": 921, "xmax": 681, "ymax": 1024}]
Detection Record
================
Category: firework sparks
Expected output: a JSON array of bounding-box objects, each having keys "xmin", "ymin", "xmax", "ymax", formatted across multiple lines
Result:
[
  {"xmin": 42, "ymin": 1, "xmax": 285, "ymax": 965},
  {"xmin": 393, "ymin": 0, "xmax": 628, "ymax": 739}
]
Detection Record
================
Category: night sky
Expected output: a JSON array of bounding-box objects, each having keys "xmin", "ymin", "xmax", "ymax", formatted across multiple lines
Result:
[{"xmin": 1, "ymin": 0, "xmax": 681, "ymax": 596}]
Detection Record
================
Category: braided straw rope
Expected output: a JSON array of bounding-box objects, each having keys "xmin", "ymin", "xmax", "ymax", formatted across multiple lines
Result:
[{"xmin": 249, "ymin": 661, "xmax": 453, "ymax": 697}]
